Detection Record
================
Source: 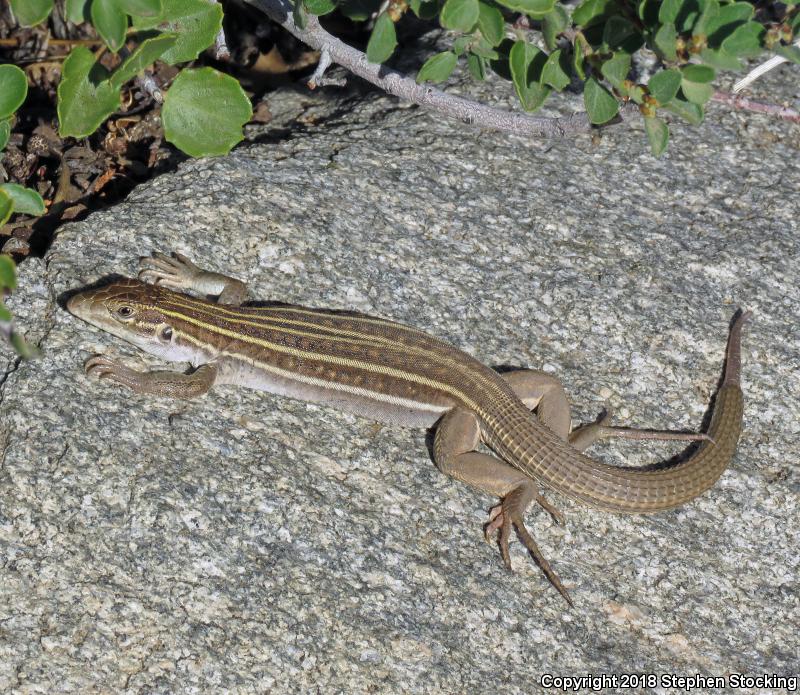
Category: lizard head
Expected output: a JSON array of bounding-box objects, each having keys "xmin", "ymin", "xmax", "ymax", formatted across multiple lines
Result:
[{"xmin": 67, "ymin": 278, "xmax": 194, "ymax": 361}]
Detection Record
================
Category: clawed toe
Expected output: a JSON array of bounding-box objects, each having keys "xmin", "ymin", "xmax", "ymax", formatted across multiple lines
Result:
[
  {"xmin": 484, "ymin": 486, "xmax": 573, "ymax": 606},
  {"xmin": 138, "ymin": 251, "xmax": 200, "ymax": 290}
]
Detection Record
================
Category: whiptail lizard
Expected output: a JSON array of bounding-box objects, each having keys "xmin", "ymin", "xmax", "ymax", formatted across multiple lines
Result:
[{"xmin": 67, "ymin": 252, "xmax": 749, "ymax": 605}]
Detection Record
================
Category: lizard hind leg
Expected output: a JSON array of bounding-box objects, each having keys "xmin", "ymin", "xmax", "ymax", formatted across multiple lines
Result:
[{"xmin": 433, "ymin": 407, "xmax": 573, "ymax": 606}]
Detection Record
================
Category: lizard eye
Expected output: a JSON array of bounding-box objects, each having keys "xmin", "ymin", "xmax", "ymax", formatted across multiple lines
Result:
[
  {"xmin": 159, "ymin": 326, "xmax": 173, "ymax": 341},
  {"xmin": 116, "ymin": 306, "xmax": 134, "ymax": 318}
]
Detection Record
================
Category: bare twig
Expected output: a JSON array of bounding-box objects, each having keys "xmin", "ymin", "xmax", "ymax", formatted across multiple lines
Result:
[
  {"xmin": 137, "ymin": 71, "xmax": 164, "ymax": 104},
  {"xmin": 307, "ymin": 47, "xmax": 347, "ymax": 89},
  {"xmin": 733, "ymin": 39, "xmax": 800, "ymax": 93},
  {"xmin": 711, "ymin": 91, "xmax": 800, "ymax": 123},
  {"xmin": 243, "ymin": 0, "xmax": 595, "ymax": 138},
  {"xmin": 212, "ymin": 1, "xmax": 231, "ymax": 61}
]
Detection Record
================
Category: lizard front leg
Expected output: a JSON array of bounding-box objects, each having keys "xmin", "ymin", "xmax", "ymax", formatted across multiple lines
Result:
[
  {"xmin": 85, "ymin": 356, "xmax": 218, "ymax": 399},
  {"xmin": 138, "ymin": 251, "xmax": 249, "ymax": 306}
]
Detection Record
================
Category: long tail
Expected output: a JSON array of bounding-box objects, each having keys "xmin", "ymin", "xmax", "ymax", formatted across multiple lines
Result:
[{"xmin": 507, "ymin": 310, "xmax": 751, "ymax": 513}]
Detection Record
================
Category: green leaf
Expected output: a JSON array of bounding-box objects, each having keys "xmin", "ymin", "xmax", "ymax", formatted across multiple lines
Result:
[
  {"xmin": 471, "ymin": 37, "xmax": 499, "ymax": 59},
  {"xmin": 305, "ymin": 0, "xmax": 336, "ymax": 14},
  {"xmin": 477, "ymin": 2, "xmax": 504, "ymax": 46},
  {"xmin": 680, "ymin": 79, "xmax": 713, "ymax": 104},
  {"xmin": 417, "ymin": 51, "xmax": 458, "ymax": 83},
  {"xmin": 494, "ymin": 0, "xmax": 554, "ymax": 17},
  {"xmin": 441, "ymin": 0, "xmax": 479, "ymax": 32},
  {"xmin": 0, "ymin": 191, "xmax": 12, "ymax": 227},
  {"xmin": 572, "ymin": 0, "xmax": 614, "ymax": 26},
  {"xmin": 663, "ymin": 95, "xmax": 704, "ymax": 124},
  {"xmin": 706, "ymin": 1, "xmax": 753, "ymax": 43},
  {"xmin": 648, "ymin": 68, "xmax": 681, "ymax": 104},
  {"xmin": 452, "ymin": 36, "xmax": 471, "ymax": 55},
  {"xmin": 293, "ymin": 0, "xmax": 308, "ymax": 29},
  {"xmin": 161, "ymin": 67, "xmax": 251, "ymax": 157},
  {"xmin": 509, "ymin": 41, "xmax": 551, "ymax": 111},
  {"xmin": 542, "ymin": 5, "xmax": 568, "ymax": 50},
  {"xmin": 0, "ymin": 304, "xmax": 11, "ymax": 323},
  {"xmin": 657, "ymin": 0, "xmax": 681, "ymax": 23},
  {"xmin": 57, "ymin": 46, "xmax": 121, "ymax": 138},
  {"xmin": 110, "ymin": 33, "xmax": 178, "ymax": 88},
  {"xmin": 0, "ymin": 255, "xmax": 15, "ymax": 290},
  {"xmin": 9, "ymin": 0, "xmax": 53, "ymax": 26},
  {"xmin": 644, "ymin": 115, "xmax": 668, "ymax": 155},
  {"xmin": 0, "ymin": 65, "xmax": 28, "ymax": 120},
  {"xmin": 774, "ymin": 44, "xmax": 800, "ymax": 65},
  {"xmin": 602, "ymin": 16, "xmax": 635, "ymax": 49},
  {"xmin": 572, "ymin": 33, "xmax": 590, "ymax": 80},
  {"xmin": 0, "ymin": 120, "xmax": 10, "ymax": 151},
  {"xmin": 721, "ymin": 22, "xmax": 765, "ymax": 58},
  {"xmin": 132, "ymin": 0, "xmax": 223, "ymax": 64},
  {"xmin": 0, "ymin": 255, "xmax": 16, "ymax": 290},
  {"xmin": 681, "ymin": 64, "xmax": 715, "ymax": 82},
  {"xmin": 119, "ymin": 0, "xmax": 161, "ymax": 16},
  {"xmin": 467, "ymin": 53, "xmax": 487, "ymax": 80},
  {"xmin": 653, "ymin": 22, "xmax": 678, "ymax": 60},
  {"xmin": 66, "ymin": 0, "xmax": 89, "ymax": 22},
  {"xmin": 92, "ymin": 0, "xmax": 128, "ymax": 52},
  {"xmin": 542, "ymin": 49, "xmax": 570, "ymax": 90},
  {"xmin": 600, "ymin": 51, "xmax": 630, "ymax": 89},
  {"xmin": 0, "ymin": 184, "xmax": 45, "ymax": 216},
  {"xmin": 583, "ymin": 77, "xmax": 618, "ymax": 123},
  {"xmin": 699, "ymin": 47, "xmax": 741, "ymax": 70},
  {"xmin": 408, "ymin": 0, "xmax": 439, "ymax": 19},
  {"xmin": 692, "ymin": 0, "xmax": 719, "ymax": 38},
  {"xmin": 366, "ymin": 13, "xmax": 397, "ymax": 63}
]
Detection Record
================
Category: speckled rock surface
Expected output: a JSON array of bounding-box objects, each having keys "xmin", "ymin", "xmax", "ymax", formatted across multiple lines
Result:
[{"xmin": 1, "ymin": 42, "xmax": 798, "ymax": 693}]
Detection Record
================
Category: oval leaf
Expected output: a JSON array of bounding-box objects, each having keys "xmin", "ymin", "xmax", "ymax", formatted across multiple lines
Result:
[
  {"xmin": 681, "ymin": 64, "xmax": 715, "ymax": 83},
  {"xmin": 305, "ymin": 0, "xmax": 336, "ymax": 15},
  {"xmin": 417, "ymin": 51, "xmax": 458, "ymax": 83},
  {"xmin": 9, "ymin": 0, "xmax": 54, "ymax": 26},
  {"xmin": 721, "ymin": 21, "xmax": 765, "ymax": 58},
  {"xmin": 0, "ymin": 191, "xmax": 13, "ymax": 227},
  {"xmin": 110, "ymin": 33, "xmax": 178, "ymax": 88},
  {"xmin": 57, "ymin": 46, "xmax": 121, "ymax": 138},
  {"xmin": 440, "ymin": 0, "xmax": 479, "ymax": 32},
  {"xmin": 92, "ymin": 0, "xmax": 128, "ymax": 52},
  {"xmin": 644, "ymin": 115, "xmax": 669, "ymax": 155},
  {"xmin": 663, "ymin": 96, "xmax": 704, "ymax": 124},
  {"xmin": 66, "ymin": 0, "xmax": 89, "ymax": 22},
  {"xmin": 0, "ymin": 119, "xmax": 10, "ymax": 151},
  {"xmin": 477, "ymin": 1, "xmax": 504, "ymax": 46},
  {"xmin": 0, "ymin": 184, "xmax": 45, "ymax": 216},
  {"xmin": 600, "ymin": 51, "xmax": 630, "ymax": 89},
  {"xmin": 542, "ymin": 49, "xmax": 570, "ymax": 90},
  {"xmin": 494, "ymin": 0, "xmax": 554, "ymax": 16},
  {"xmin": 680, "ymin": 79, "xmax": 713, "ymax": 104},
  {"xmin": 542, "ymin": 5, "xmax": 568, "ymax": 50},
  {"xmin": 0, "ymin": 65, "xmax": 28, "ymax": 120},
  {"xmin": 653, "ymin": 23, "xmax": 678, "ymax": 60},
  {"xmin": 162, "ymin": 67, "xmax": 251, "ymax": 157},
  {"xmin": 572, "ymin": 0, "xmax": 613, "ymax": 26},
  {"xmin": 0, "ymin": 254, "xmax": 16, "ymax": 289},
  {"xmin": 509, "ymin": 41, "xmax": 550, "ymax": 111},
  {"xmin": 366, "ymin": 13, "xmax": 397, "ymax": 63},
  {"xmin": 648, "ymin": 68, "xmax": 681, "ymax": 105},
  {"xmin": 118, "ymin": 0, "xmax": 161, "ymax": 16},
  {"xmin": 583, "ymin": 76, "xmax": 618, "ymax": 123},
  {"xmin": 132, "ymin": 0, "xmax": 223, "ymax": 64}
]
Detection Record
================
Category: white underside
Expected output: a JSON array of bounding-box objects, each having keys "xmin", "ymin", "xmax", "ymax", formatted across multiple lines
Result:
[{"xmin": 215, "ymin": 353, "xmax": 449, "ymax": 428}]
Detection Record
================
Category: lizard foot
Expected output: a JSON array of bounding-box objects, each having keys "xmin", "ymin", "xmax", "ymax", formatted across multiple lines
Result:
[
  {"xmin": 138, "ymin": 251, "xmax": 202, "ymax": 291},
  {"xmin": 484, "ymin": 484, "xmax": 573, "ymax": 606},
  {"xmin": 85, "ymin": 355, "xmax": 145, "ymax": 389}
]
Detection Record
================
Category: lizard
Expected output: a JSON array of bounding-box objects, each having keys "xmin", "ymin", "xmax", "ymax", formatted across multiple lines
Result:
[{"xmin": 67, "ymin": 252, "xmax": 749, "ymax": 605}]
